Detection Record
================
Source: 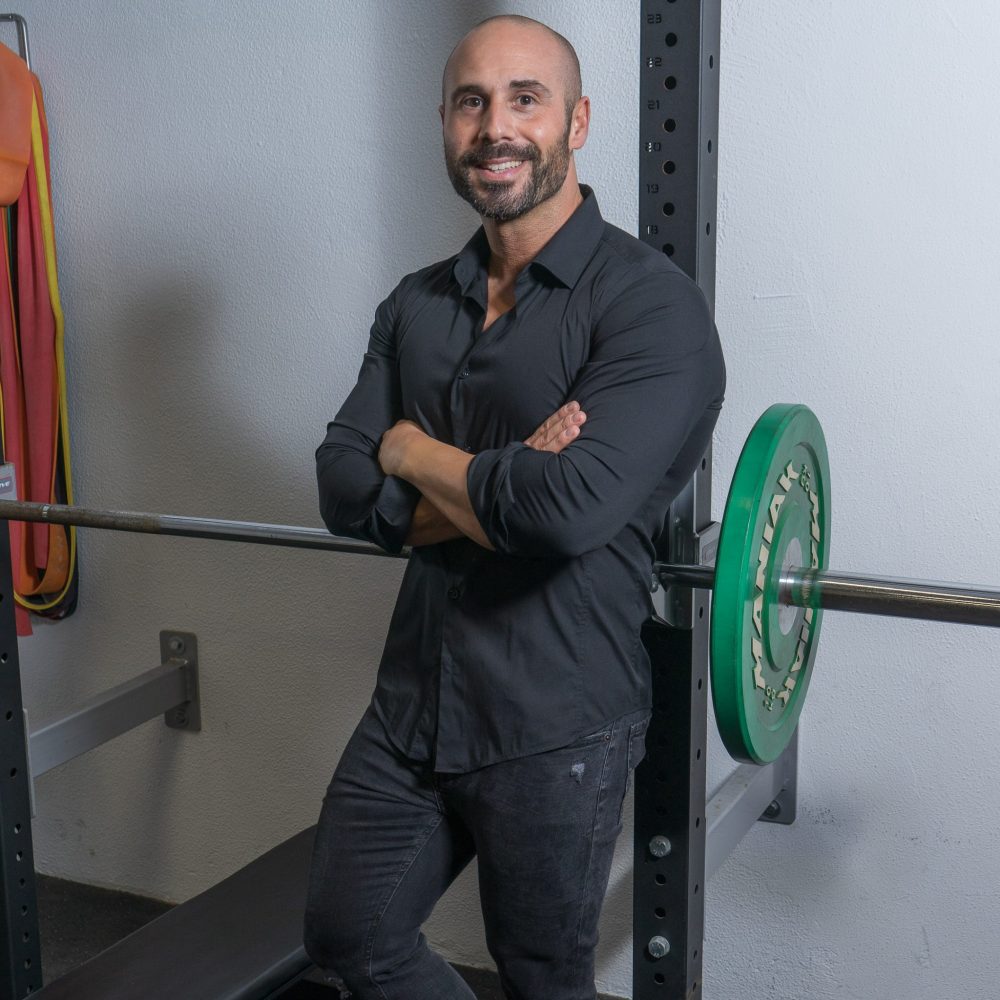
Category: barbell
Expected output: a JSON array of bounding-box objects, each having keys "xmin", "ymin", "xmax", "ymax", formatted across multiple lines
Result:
[{"xmin": 1, "ymin": 404, "xmax": 997, "ymax": 766}]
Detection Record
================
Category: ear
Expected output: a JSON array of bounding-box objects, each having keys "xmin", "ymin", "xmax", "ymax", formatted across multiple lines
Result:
[{"xmin": 569, "ymin": 96, "xmax": 590, "ymax": 151}]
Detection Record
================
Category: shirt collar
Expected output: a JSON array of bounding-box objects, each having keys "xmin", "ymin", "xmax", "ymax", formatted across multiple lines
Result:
[{"xmin": 451, "ymin": 185, "xmax": 605, "ymax": 295}]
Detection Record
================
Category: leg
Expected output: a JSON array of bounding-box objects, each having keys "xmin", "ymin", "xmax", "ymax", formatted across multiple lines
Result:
[
  {"xmin": 304, "ymin": 705, "xmax": 478, "ymax": 1000},
  {"xmin": 447, "ymin": 710, "xmax": 650, "ymax": 1000}
]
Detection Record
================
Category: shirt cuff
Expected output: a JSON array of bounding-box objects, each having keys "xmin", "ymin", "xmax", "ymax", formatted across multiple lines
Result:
[
  {"xmin": 356, "ymin": 474, "xmax": 421, "ymax": 553},
  {"xmin": 467, "ymin": 442, "xmax": 526, "ymax": 554}
]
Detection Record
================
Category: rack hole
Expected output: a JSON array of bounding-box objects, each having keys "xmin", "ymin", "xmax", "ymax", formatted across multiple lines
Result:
[
  {"xmin": 709, "ymin": 54, "xmax": 714, "ymax": 68},
  {"xmin": 663, "ymin": 118, "xmax": 677, "ymax": 133},
  {"xmin": 698, "ymin": 607, "xmax": 704, "ymax": 620},
  {"xmin": 694, "ymin": 949, "xmax": 699, "ymax": 959},
  {"xmin": 655, "ymin": 874, "xmax": 666, "ymax": 885},
  {"xmin": 665, "ymin": 32, "xmax": 677, "ymax": 46},
  {"xmin": 655, "ymin": 906, "xmax": 666, "ymax": 918},
  {"xmin": 695, "ymin": 817, "xmax": 701, "ymax": 828},
  {"xmin": 706, "ymin": 222, "xmax": 712, "ymax": 235},
  {"xmin": 707, "ymin": 139, "xmax": 713, "ymax": 153},
  {"xmin": 662, "ymin": 244, "xmax": 674, "ymax": 257},
  {"xmin": 664, "ymin": 76, "xmax": 677, "ymax": 90},
  {"xmin": 24, "ymin": 958, "xmax": 31, "ymax": 969},
  {"xmin": 662, "ymin": 202, "xmax": 675, "ymax": 216},
  {"xmin": 655, "ymin": 973, "xmax": 665, "ymax": 985},
  {"xmin": 9, "ymin": 767, "xmax": 16, "ymax": 777},
  {"xmin": 697, "ymin": 677, "xmax": 703, "ymax": 689},
  {"xmin": 16, "ymin": 851, "xmax": 23, "ymax": 862},
  {"xmin": 662, "ymin": 160, "xmax": 676, "ymax": 175},
  {"xmin": 14, "ymin": 823, "xmax": 20, "ymax": 834},
  {"xmin": 1, "ymin": 652, "xmax": 8, "ymax": 663},
  {"xmin": 696, "ymin": 748, "xmax": 702, "ymax": 760},
  {"xmin": 694, "ymin": 883, "xmax": 700, "ymax": 894},
  {"xmin": 5, "ymin": 711, "xmax": 11, "ymax": 721}
]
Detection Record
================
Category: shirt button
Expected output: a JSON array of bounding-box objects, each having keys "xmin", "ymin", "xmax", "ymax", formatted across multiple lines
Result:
[
  {"xmin": 459, "ymin": 368, "xmax": 471, "ymax": 379},
  {"xmin": 447, "ymin": 587, "xmax": 461, "ymax": 600}
]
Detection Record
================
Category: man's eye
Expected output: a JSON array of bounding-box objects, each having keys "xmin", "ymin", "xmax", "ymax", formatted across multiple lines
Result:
[
  {"xmin": 516, "ymin": 94, "xmax": 536, "ymax": 106},
  {"xmin": 461, "ymin": 96, "xmax": 483, "ymax": 109}
]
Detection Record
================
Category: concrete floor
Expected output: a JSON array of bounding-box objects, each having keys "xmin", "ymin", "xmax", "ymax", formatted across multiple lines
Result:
[{"xmin": 36, "ymin": 873, "xmax": 620, "ymax": 998}]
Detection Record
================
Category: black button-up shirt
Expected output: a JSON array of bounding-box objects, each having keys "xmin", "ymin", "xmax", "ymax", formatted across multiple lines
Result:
[{"xmin": 317, "ymin": 188, "xmax": 725, "ymax": 772}]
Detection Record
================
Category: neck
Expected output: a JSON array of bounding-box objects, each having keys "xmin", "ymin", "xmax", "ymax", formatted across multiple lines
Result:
[{"xmin": 482, "ymin": 173, "xmax": 584, "ymax": 284}]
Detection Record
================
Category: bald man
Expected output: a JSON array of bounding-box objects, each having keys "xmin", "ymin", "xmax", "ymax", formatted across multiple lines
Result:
[{"xmin": 305, "ymin": 15, "xmax": 725, "ymax": 1000}]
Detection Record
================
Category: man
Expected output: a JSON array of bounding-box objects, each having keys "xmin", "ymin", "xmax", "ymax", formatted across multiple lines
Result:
[{"xmin": 304, "ymin": 14, "xmax": 725, "ymax": 1000}]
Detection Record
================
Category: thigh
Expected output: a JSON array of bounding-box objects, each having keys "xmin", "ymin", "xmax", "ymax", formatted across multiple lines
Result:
[
  {"xmin": 453, "ymin": 711, "xmax": 650, "ymax": 1000},
  {"xmin": 304, "ymin": 706, "xmax": 476, "ymax": 973}
]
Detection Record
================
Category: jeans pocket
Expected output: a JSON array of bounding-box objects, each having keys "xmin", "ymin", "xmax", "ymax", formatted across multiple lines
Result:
[{"xmin": 618, "ymin": 716, "xmax": 651, "ymax": 824}]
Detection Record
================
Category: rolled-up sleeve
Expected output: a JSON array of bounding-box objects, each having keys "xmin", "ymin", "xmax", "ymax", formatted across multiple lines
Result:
[
  {"xmin": 467, "ymin": 272, "xmax": 725, "ymax": 558},
  {"xmin": 316, "ymin": 289, "xmax": 420, "ymax": 553}
]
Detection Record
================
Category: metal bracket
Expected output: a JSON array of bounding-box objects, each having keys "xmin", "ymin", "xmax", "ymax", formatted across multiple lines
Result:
[
  {"xmin": 704, "ymin": 728, "xmax": 799, "ymax": 880},
  {"xmin": 26, "ymin": 632, "xmax": 201, "ymax": 809},
  {"xmin": 653, "ymin": 520, "xmax": 720, "ymax": 628},
  {"xmin": 161, "ymin": 631, "xmax": 201, "ymax": 731}
]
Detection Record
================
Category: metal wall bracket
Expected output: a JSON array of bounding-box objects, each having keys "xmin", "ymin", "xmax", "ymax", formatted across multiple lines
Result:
[
  {"xmin": 26, "ymin": 632, "xmax": 201, "ymax": 792},
  {"xmin": 160, "ymin": 631, "xmax": 200, "ymax": 731},
  {"xmin": 704, "ymin": 729, "xmax": 799, "ymax": 880}
]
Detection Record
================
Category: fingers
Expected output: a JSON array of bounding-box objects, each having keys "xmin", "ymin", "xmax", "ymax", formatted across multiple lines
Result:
[{"xmin": 524, "ymin": 401, "xmax": 586, "ymax": 453}]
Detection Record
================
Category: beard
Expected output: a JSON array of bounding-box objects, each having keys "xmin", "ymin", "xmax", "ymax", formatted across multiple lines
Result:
[{"xmin": 445, "ymin": 124, "xmax": 572, "ymax": 222}]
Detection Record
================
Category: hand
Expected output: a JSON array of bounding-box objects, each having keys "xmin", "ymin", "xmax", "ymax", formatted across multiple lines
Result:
[
  {"xmin": 524, "ymin": 401, "xmax": 587, "ymax": 453},
  {"xmin": 379, "ymin": 419, "xmax": 425, "ymax": 477}
]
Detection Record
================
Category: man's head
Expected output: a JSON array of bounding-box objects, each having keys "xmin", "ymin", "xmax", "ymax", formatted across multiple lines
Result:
[{"xmin": 440, "ymin": 16, "xmax": 589, "ymax": 224}]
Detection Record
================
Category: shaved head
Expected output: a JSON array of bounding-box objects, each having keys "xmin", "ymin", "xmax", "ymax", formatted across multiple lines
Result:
[{"xmin": 443, "ymin": 15, "xmax": 582, "ymax": 119}]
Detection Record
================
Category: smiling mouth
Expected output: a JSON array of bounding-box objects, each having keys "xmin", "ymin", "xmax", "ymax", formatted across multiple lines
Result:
[{"xmin": 475, "ymin": 160, "xmax": 525, "ymax": 178}]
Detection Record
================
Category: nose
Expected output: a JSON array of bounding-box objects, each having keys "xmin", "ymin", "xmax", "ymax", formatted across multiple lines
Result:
[{"xmin": 478, "ymin": 99, "xmax": 515, "ymax": 144}]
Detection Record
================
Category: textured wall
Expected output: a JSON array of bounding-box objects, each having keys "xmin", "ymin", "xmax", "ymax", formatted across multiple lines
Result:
[{"xmin": 6, "ymin": 1, "xmax": 1000, "ymax": 997}]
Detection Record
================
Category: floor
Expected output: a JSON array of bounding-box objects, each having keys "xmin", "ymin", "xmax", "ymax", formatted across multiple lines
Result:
[{"xmin": 36, "ymin": 874, "xmax": 619, "ymax": 999}]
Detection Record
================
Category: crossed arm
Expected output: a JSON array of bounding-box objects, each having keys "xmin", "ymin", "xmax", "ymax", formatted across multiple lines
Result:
[{"xmin": 378, "ymin": 402, "xmax": 588, "ymax": 549}]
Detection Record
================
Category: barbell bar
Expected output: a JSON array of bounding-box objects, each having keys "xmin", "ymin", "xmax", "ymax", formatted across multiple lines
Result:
[
  {"xmin": 0, "ymin": 498, "xmax": 995, "ymax": 629},
  {"xmin": 0, "ymin": 404, "xmax": 995, "ymax": 763},
  {"xmin": 656, "ymin": 562, "xmax": 1000, "ymax": 629}
]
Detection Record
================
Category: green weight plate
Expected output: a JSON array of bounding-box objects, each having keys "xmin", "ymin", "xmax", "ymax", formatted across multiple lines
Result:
[{"xmin": 711, "ymin": 404, "xmax": 831, "ymax": 764}]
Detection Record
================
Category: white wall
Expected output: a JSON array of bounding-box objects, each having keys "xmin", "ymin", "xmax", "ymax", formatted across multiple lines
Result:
[{"xmin": 7, "ymin": 1, "xmax": 1000, "ymax": 997}]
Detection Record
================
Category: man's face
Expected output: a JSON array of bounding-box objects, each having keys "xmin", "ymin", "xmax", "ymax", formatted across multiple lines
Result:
[{"xmin": 440, "ymin": 24, "xmax": 585, "ymax": 223}]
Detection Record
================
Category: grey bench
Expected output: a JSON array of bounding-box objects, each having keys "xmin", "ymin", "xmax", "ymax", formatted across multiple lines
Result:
[{"xmin": 36, "ymin": 826, "xmax": 317, "ymax": 1000}]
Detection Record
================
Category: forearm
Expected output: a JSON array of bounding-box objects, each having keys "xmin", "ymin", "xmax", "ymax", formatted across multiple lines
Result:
[
  {"xmin": 405, "ymin": 496, "xmax": 465, "ymax": 547},
  {"xmin": 398, "ymin": 437, "xmax": 494, "ymax": 550}
]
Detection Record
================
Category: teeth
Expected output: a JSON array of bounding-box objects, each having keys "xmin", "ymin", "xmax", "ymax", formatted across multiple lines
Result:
[{"xmin": 485, "ymin": 161, "xmax": 523, "ymax": 172}]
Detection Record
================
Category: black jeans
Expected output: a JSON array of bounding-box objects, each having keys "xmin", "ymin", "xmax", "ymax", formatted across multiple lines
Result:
[{"xmin": 303, "ymin": 704, "xmax": 650, "ymax": 1000}]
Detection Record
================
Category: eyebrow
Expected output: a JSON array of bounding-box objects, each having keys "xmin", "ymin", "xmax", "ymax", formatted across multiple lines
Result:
[{"xmin": 449, "ymin": 79, "xmax": 554, "ymax": 103}]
